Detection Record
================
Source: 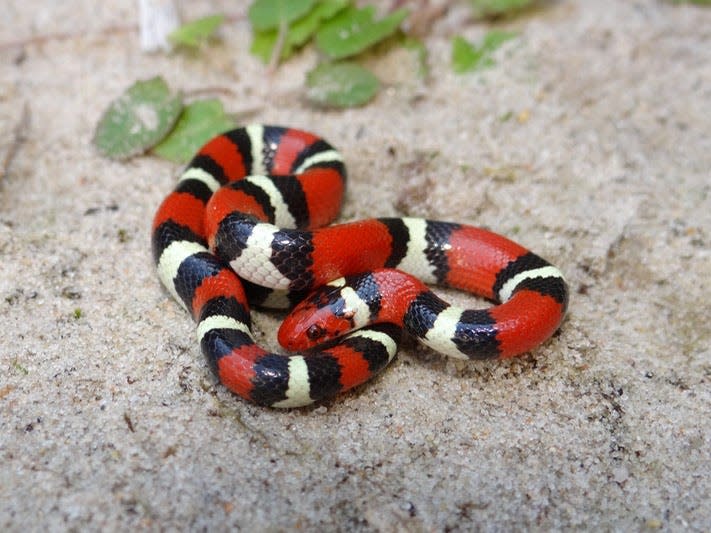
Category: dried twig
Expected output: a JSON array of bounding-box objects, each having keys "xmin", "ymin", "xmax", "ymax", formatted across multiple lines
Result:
[
  {"xmin": 183, "ymin": 86, "xmax": 239, "ymax": 98},
  {"xmin": 266, "ymin": 18, "xmax": 289, "ymax": 75}
]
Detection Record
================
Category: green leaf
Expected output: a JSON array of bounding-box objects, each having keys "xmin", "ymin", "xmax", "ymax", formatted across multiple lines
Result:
[
  {"xmin": 93, "ymin": 77, "xmax": 183, "ymax": 160},
  {"xmin": 469, "ymin": 0, "xmax": 535, "ymax": 17},
  {"xmin": 451, "ymin": 31, "xmax": 517, "ymax": 73},
  {"xmin": 168, "ymin": 14, "xmax": 225, "ymax": 48},
  {"xmin": 306, "ymin": 62, "xmax": 380, "ymax": 108},
  {"xmin": 152, "ymin": 99, "xmax": 236, "ymax": 163},
  {"xmin": 482, "ymin": 29, "xmax": 518, "ymax": 50},
  {"xmin": 315, "ymin": 6, "xmax": 409, "ymax": 60},
  {"xmin": 248, "ymin": 0, "xmax": 316, "ymax": 31},
  {"xmin": 250, "ymin": 31, "xmax": 277, "ymax": 63},
  {"xmin": 250, "ymin": 0, "xmax": 349, "ymax": 63}
]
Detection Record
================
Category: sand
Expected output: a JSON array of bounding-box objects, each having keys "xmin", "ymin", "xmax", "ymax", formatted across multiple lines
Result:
[{"xmin": 1, "ymin": 0, "xmax": 709, "ymax": 530}]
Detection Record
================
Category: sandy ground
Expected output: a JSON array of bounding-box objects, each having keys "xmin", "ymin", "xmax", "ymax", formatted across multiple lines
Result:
[{"xmin": 1, "ymin": 0, "xmax": 709, "ymax": 530}]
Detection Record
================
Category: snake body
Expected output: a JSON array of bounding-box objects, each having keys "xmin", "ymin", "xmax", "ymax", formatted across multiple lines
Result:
[{"xmin": 152, "ymin": 125, "xmax": 568, "ymax": 407}]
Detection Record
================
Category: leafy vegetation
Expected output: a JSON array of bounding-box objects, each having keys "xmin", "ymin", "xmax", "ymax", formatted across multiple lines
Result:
[
  {"xmin": 314, "ymin": 6, "xmax": 409, "ymax": 60},
  {"xmin": 248, "ymin": 0, "xmax": 316, "ymax": 31},
  {"xmin": 93, "ymin": 79, "xmax": 238, "ymax": 164},
  {"xmin": 305, "ymin": 62, "xmax": 380, "ymax": 108},
  {"xmin": 250, "ymin": 0, "xmax": 349, "ymax": 62},
  {"xmin": 152, "ymin": 99, "xmax": 236, "ymax": 163},
  {"xmin": 468, "ymin": 0, "xmax": 536, "ymax": 17},
  {"xmin": 94, "ymin": 1, "xmax": 532, "ymax": 161},
  {"xmin": 249, "ymin": 1, "xmax": 410, "ymax": 107},
  {"xmin": 93, "ymin": 77, "xmax": 182, "ymax": 160},
  {"xmin": 168, "ymin": 14, "xmax": 225, "ymax": 48},
  {"xmin": 451, "ymin": 31, "xmax": 517, "ymax": 73}
]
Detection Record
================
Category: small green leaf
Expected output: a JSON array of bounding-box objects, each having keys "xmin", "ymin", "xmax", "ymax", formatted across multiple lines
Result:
[
  {"xmin": 152, "ymin": 99, "xmax": 236, "ymax": 163},
  {"xmin": 93, "ymin": 77, "xmax": 183, "ymax": 160},
  {"xmin": 451, "ymin": 31, "xmax": 517, "ymax": 73},
  {"xmin": 306, "ymin": 62, "xmax": 380, "ymax": 108},
  {"xmin": 452, "ymin": 36, "xmax": 487, "ymax": 73},
  {"xmin": 250, "ymin": 31, "xmax": 277, "ymax": 63},
  {"xmin": 168, "ymin": 14, "xmax": 225, "ymax": 48},
  {"xmin": 469, "ymin": 0, "xmax": 535, "ymax": 17},
  {"xmin": 250, "ymin": 0, "xmax": 349, "ymax": 63},
  {"xmin": 482, "ymin": 29, "xmax": 518, "ymax": 52},
  {"xmin": 315, "ymin": 6, "xmax": 409, "ymax": 60},
  {"xmin": 248, "ymin": 0, "xmax": 316, "ymax": 31}
]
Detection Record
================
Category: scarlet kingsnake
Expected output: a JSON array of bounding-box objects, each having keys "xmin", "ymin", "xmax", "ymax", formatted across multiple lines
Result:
[{"xmin": 152, "ymin": 125, "xmax": 568, "ymax": 408}]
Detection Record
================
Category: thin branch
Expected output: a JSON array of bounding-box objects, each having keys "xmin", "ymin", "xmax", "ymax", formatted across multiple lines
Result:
[
  {"xmin": 183, "ymin": 86, "xmax": 239, "ymax": 98},
  {"xmin": 266, "ymin": 18, "xmax": 288, "ymax": 75}
]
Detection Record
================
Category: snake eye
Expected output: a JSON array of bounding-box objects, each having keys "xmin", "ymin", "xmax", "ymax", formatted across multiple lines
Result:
[{"xmin": 306, "ymin": 324, "xmax": 326, "ymax": 341}]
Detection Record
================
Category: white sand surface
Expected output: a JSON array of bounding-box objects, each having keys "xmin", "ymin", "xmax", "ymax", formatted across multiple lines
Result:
[{"xmin": 1, "ymin": 1, "xmax": 709, "ymax": 530}]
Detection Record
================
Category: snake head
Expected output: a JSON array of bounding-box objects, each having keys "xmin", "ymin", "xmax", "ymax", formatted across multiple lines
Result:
[{"xmin": 278, "ymin": 280, "xmax": 360, "ymax": 351}]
